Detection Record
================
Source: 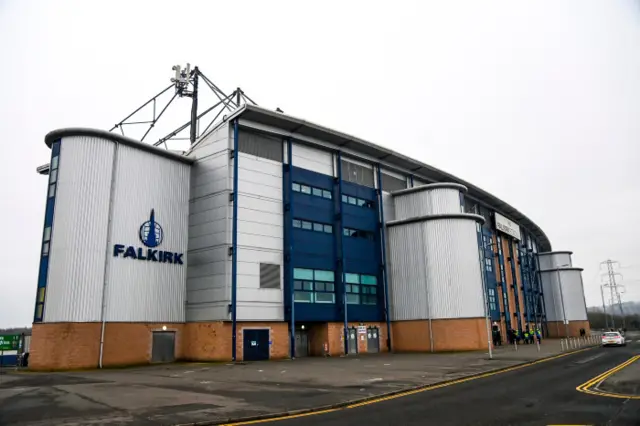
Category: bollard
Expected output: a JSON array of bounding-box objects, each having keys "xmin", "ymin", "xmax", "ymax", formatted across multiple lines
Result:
[
  {"xmin": 514, "ymin": 341, "xmax": 518, "ymax": 351},
  {"xmin": 561, "ymin": 339, "xmax": 565, "ymax": 351},
  {"xmin": 536, "ymin": 340, "xmax": 540, "ymax": 352}
]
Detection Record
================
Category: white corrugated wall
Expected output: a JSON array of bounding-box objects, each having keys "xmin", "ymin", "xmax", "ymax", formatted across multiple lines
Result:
[
  {"xmin": 291, "ymin": 143, "xmax": 333, "ymax": 176},
  {"xmin": 106, "ymin": 145, "xmax": 190, "ymax": 322},
  {"xmin": 44, "ymin": 136, "xmax": 115, "ymax": 322},
  {"xmin": 538, "ymin": 252, "xmax": 573, "ymax": 270},
  {"xmin": 559, "ymin": 270, "xmax": 588, "ymax": 321},
  {"xmin": 540, "ymin": 270, "xmax": 564, "ymax": 322},
  {"xmin": 424, "ymin": 219, "xmax": 485, "ymax": 319},
  {"xmin": 394, "ymin": 188, "xmax": 461, "ymax": 220},
  {"xmin": 388, "ymin": 223, "xmax": 428, "ymax": 320}
]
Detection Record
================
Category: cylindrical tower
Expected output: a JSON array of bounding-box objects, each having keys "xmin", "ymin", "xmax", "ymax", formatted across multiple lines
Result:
[
  {"xmin": 537, "ymin": 251, "xmax": 589, "ymax": 337},
  {"xmin": 387, "ymin": 183, "xmax": 488, "ymax": 351},
  {"xmin": 30, "ymin": 128, "xmax": 192, "ymax": 370}
]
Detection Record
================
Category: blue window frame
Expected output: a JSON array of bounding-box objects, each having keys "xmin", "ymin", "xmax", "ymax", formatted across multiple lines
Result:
[
  {"xmin": 344, "ymin": 273, "xmax": 377, "ymax": 305},
  {"xmin": 292, "ymin": 182, "xmax": 332, "ymax": 199},
  {"xmin": 341, "ymin": 194, "xmax": 374, "ymax": 209},
  {"xmin": 293, "ymin": 268, "xmax": 335, "ymax": 303},
  {"xmin": 488, "ymin": 288, "xmax": 497, "ymax": 312},
  {"xmin": 343, "ymin": 227, "xmax": 374, "ymax": 240},
  {"xmin": 293, "ymin": 218, "xmax": 332, "ymax": 234}
]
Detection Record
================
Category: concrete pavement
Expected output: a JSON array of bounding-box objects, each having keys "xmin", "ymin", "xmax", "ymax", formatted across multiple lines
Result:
[{"xmin": 0, "ymin": 338, "xmax": 603, "ymax": 425}]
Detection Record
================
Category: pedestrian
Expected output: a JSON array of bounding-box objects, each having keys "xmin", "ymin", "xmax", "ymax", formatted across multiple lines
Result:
[
  {"xmin": 523, "ymin": 330, "xmax": 530, "ymax": 344},
  {"xmin": 535, "ymin": 329, "xmax": 541, "ymax": 344}
]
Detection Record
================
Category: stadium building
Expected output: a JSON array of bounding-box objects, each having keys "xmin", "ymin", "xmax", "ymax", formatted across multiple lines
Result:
[{"xmin": 29, "ymin": 72, "xmax": 590, "ymax": 370}]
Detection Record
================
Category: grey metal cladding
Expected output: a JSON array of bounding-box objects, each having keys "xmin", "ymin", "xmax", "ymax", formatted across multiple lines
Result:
[
  {"xmin": 238, "ymin": 129, "xmax": 283, "ymax": 162},
  {"xmin": 341, "ymin": 160, "xmax": 374, "ymax": 187},
  {"xmin": 381, "ymin": 172, "xmax": 407, "ymax": 192},
  {"xmin": 259, "ymin": 263, "xmax": 281, "ymax": 289}
]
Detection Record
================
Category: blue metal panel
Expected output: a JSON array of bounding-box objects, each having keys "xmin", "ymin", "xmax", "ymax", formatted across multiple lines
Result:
[
  {"xmin": 507, "ymin": 237, "xmax": 522, "ymax": 331},
  {"xmin": 294, "ymin": 303, "xmax": 339, "ymax": 322},
  {"xmin": 480, "ymin": 228, "xmax": 500, "ymax": 321},
  {"xmin": 231, "ymin": 120, "xmax": 239, "ymax": 361},
  {"xmin": 496, "ymin": 235, "xmax": 510, "ymax": 329},
  {"xmin": 34, "ymin": 138, "xmax": 61, "ymax": 323},
  {"xmin": 409, "ymin": 175, "xmax": 414, "ymax": 187},
  {"xmin": 284, "ymin": 138, "xmax": 295, "ymax": 358},
  {"xmin": 376, "ymin": 165, "xmax": 392, "ymax": 351},
  {"xmin": 291, "ymin": 166, "xmax": 334, "ymax": 187},
  {"xmin": 336, "ymin": 152, "xmax": 348, "ymax": 355}
]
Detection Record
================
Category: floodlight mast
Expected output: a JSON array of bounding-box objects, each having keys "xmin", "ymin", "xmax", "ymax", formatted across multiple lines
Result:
[{"xmin": 109, "ymin": 64, "xmax": 258, "ymax": 148}]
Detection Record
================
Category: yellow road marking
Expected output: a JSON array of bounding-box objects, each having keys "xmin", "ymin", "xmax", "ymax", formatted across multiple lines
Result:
[
  {"xmin": 576, "ymin": 355, "xmax": 640, "ymax": 400},
  {"xmin": 218, "ymin": 348, "xmax": 591, "ymax": 425}
]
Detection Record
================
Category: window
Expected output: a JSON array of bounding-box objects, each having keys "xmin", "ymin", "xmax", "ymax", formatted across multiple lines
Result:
[
  {"xmin": 485, "ymin": 258, "xmax": 493, "ymax": 272},
  {"xmin": 488, "ymin": 288, "xmax": 497, "ymax": 312},
  {"xmin": 381, "ymin": 172, "xmax": 406, "ymax": 192},
  {"xmin": 238, "ymin": 129, "xmax": 283, "ymax": 162},
  {"xmin": 260, "ymin": 263, "xmax": 280, "ymax": 289},
  {"xmin": 341, "ymin": 194, "xmax": 374, "ymax": 209},
  {"xmin": 49, "ymin": 169, "xmax": 58, "ymax": 183},
  {"xmin": 292, "ymin": 182, "xmax": 332, "ymax": 199},
  {"xmin": 343, "ymin": 227, "xmax": 374, "ymax": 240},
  {"xmin": 43, "ymin": 226, "xmax": 51, "ymax": 242},
  {"xmin": 293, "ymin": 218, "xmax": 333, "ymax": 234},
  {"xmin": 293, "ymin": 268, "xmax": 336, "ymax": 304},
  {"xmin": 344, "ymin": 273, "xmax": 378, "ymax": 305},
  {"xmin": 341, "ymin": 160, "xmax": 374, "ymax": 187},
  {"xmin": 51, "ymin": 156, "xmax": 59, "ymax": 170},
  {"xmin": 48, "ymin": 183, "xmax": 56, "ymax": 198},
  {"xmin": 37, "ymin": 287, "xmax": 46, "ymax": 303},
  {"xmin": 42, "ymin": 242, "xmax": 50, "ymax": 256}
]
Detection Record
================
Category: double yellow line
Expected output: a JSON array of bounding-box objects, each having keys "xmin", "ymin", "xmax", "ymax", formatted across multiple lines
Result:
[
  {"xmin": 576, "ymin": 355, "xmax": 640, "ymax": 399},
  {"xmin": 219, "ymin": 348, "xmax": 591, "ymax": 425}
]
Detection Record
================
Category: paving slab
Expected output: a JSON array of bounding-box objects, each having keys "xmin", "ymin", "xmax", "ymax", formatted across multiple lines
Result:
[{"xmin": 0, "ymin": 339, "xmax": 591, "ymax": 426}]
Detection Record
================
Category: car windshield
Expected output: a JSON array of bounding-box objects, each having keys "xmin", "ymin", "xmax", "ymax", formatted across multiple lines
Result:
[{"xmin": 604, "ymin": 332, "xmax": 620, "ymax": 337}]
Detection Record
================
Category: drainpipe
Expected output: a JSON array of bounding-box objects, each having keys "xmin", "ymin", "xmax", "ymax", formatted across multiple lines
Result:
[
  {"xmin": 336, "ymin": 152, "xmax": 348, "ymax": 355},
  {"xmin": 375, "ymin": 165, "xmax": 392, "ymax": 352},
  {"xmin": 285, "ymin": 138, "xmax": 295, "ymax": 358},
  {"xmin": 231, "ymin": 120, "xmax": 239, "ymax": 361}
]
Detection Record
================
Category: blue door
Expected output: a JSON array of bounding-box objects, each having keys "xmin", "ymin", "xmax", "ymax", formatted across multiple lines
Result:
[{"xmin": 243, "ymin": 329, "xmax": 270, "ymax": 361}]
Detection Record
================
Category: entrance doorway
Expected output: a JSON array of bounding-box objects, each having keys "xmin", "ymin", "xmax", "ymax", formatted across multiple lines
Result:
[
  {"xmin": 348, "ymin": 327, "xmax": 358, "ymax": 354},
  {"xmin": 243, "ymin": 329, "xmax": 270, "ymax": 361},
  {"xmin": 151, "ymin": 331, "xmax": 175, "ymax": 363},
  {"xmin": 366, "ymin": 326, "xmax": 380, "ymax": 353},
  {"xmin": 295, "ymin": 329, "xmax": 309, "ymax": 357}
]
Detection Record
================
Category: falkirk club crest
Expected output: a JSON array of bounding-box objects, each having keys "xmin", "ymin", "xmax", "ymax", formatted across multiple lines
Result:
[{"xmin": 112, "ymin": 209, "xmax": 183, "ymax": 265}]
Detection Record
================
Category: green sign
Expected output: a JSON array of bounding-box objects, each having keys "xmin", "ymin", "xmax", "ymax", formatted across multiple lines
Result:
[{"xmin": 0, "ymin": 334, "xmax": 20, "ymax": 351}]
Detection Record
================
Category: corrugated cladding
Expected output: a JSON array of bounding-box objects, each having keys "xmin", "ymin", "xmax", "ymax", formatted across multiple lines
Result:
[
  {"xmin": 540, "ymin": 269, "xmax": 587, "ymax": 322},
  {"xmin": 388, "ymin": 223, "xmax": 428, "ymax": 320},
  {"xmin": 44, "ymin": 136, "xmax": 114, "ymax": 322},
  {"xmin": 388, "ymin": 218, "xmax": 484, "ymax": 320},
  {"xmin": 538, "ymin": 252, "xmax": 572, "ymax": 270},
  {"xmin": 106, "ymin": 144, "xmax": 190, "ymax": 322},
  {"xmin": 292, "ymin": 143, "xmax": 333, "ymax": 176},
  {"xmin": 235, "ymin": 150, "xmax": 284, "ymax": 321},
  {"xmin": 394, "ymin": 188, "xmax": 461, "ymax": 220},
  {"xmin": 424, "ymin": 219, "xmax": 484, "ymax": 319},
  {"xmin": 186, "ymin": 124, "xmax": 231, "ymax": 321}
]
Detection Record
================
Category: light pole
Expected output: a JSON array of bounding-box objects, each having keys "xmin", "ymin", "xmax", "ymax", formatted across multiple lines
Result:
[{"xmin": 556, "ymin": 264, "xmax": 571, "ymax": 338}]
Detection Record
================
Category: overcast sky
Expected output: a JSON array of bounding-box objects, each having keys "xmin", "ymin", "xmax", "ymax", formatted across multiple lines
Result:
[{"xmin": 1, "ymin": 0, "xmax": 639, "ymax": 328}]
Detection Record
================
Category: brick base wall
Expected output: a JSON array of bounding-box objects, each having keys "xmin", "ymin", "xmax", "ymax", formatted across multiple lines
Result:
[
  {"xmin": 392, "ymin": 318, "xmax": 489, "ymax": 352},
  {"xmin": 30, "ymin": 323, "xmax": 101, "ymax": 370},
  {"xmin": 546, "ymin": 320, "xmax": 591, "ymax": 338}
]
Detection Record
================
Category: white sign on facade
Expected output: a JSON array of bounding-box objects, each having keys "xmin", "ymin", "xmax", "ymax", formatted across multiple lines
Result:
[
  {"xmin": 494, "ymin": 212, "xmax": 521, "ymax": 241},
  {"xmin": 357, "ymin": 326, "xmax": 367, "ymax": 334}
]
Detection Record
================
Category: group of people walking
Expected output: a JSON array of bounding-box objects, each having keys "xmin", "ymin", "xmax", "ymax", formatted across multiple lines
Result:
[{"xmin": 491, "ymin": 322, "xmax": 542, "ymax": 346}]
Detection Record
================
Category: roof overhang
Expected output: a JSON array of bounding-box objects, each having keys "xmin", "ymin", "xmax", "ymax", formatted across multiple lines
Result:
[{"xmin": 227, "ymin": 104, "xmax": 552, "ymax": 251}]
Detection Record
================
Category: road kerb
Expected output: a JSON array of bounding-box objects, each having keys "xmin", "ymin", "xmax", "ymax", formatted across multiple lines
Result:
[
  {"xmin": 179, "ymin": 347, "xmax": 594, "ymax": 426},
  {"xmin": 576, "ymin": 354, "xmax": 640, "ymax": 400}
]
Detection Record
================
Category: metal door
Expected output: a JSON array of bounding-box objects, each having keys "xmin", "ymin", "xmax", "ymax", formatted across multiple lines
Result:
[
  {"xmin": 348, "ymin": 327, "xmax": 358, "ymax": 354},
  {"xmin": 367, "ymin": 327, "xmax": 380, "ymax": 353},
  {"xmin": 295, "ymin": 330, "xmax": 309, "ymax": 357},
  {"xmin": 243, "ymin": 329, "xmax": 270, "ymax": 361},
  {"xmin": 151, "ymin": 331, "xmax": 175, "ymax": 363}
]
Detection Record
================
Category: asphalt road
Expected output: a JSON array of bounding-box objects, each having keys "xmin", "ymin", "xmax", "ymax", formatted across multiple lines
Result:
[{"xmin": 261, "ymin": 343, "xmax": 640, "ymax": 426}]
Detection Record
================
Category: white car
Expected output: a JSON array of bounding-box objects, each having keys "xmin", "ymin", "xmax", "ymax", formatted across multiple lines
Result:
[{"xmin": 601, "ymin": 331, "xmax": 626, "ymax": 347}]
